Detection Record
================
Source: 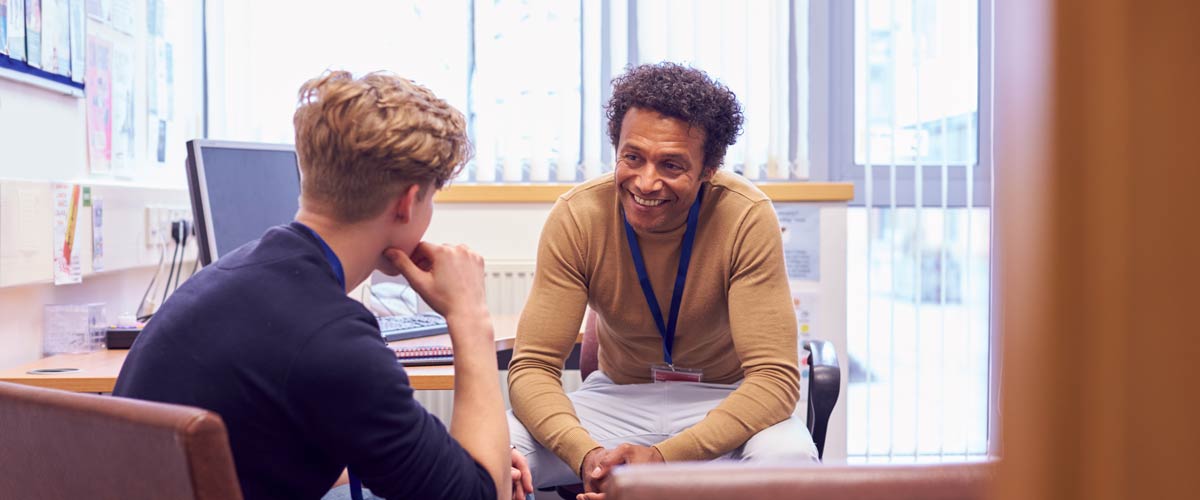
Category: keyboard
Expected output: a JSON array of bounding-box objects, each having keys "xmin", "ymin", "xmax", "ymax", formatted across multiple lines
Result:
[
  {"xmin": 393, "ymin": 345, "xmax": 454, "ymax": 366},
  {"xmin": 377, "ymin": 313, "xmax": 450, "ymax": 342}
]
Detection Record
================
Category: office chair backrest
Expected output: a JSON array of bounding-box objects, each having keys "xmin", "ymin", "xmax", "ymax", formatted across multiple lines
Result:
[{"xmin": 0, "ymin": 381, "xmax": 243, "ymax": 500}]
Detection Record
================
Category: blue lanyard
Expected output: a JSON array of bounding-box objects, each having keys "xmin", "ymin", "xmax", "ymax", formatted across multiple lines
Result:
[
  {"xmin": 296, "ymin": 222, "xmax": 360, "ymax": 499},
  {"xmin": 295, "ymin": 222, "xmax": 346, "ymax": 290},
  {"xmin": 622, "ymin": 189, "xmax": 704, "ymax": 366}
]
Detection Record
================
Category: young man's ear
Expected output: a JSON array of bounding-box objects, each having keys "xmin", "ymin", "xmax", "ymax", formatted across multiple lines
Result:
[{"xmin": 394, "ymin": 183, "xmax": 423, "ymax": 223}]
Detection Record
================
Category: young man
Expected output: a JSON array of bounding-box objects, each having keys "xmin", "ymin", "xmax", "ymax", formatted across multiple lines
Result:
[
  {"xmin": 114, "ymin": 71, "xmax": 530, "ymax": 500},
  {"xmin": 507, "ymin": 63, "xmax": 818, "ymax": 499}
]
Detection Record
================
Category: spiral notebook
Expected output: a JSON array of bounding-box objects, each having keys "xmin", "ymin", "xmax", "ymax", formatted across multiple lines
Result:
[{"xmin": 393, "ymin": 345, "xmax": 454, "ymax": 366}]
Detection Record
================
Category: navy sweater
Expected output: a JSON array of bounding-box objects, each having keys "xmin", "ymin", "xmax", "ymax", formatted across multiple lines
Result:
[{"xmin": 113, "ymin": 223, "xmax": 495, "ymax": 500}]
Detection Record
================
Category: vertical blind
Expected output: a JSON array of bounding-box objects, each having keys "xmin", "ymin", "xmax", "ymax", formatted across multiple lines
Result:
[{"xmin": 844, "ymin": 0, "xmax": 991, "ymax": 462}]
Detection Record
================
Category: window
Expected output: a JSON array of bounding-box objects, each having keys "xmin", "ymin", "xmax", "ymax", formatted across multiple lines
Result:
[
  {"xmin": 206, "ymin": 0, "xmax": 804, "ymax": 184},
  {"xmin": 833, "ymin": 0, "xmax": 994, "ymax": 462}
]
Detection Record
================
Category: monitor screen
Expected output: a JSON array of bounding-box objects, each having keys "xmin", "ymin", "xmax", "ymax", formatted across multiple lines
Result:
[{"xmin": 185, "ymin": 140, "xmax": 301, "ymax": 265}]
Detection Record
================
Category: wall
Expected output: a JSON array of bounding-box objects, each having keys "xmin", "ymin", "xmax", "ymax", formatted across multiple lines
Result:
[{"xmin": 0, "ymin": 0, "xmax": 201, "ymax": 367}]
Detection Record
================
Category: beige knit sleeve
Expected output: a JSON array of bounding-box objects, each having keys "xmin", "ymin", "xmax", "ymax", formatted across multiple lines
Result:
[
  {"xmin": 654, "ymin": 200, "xmax": 801, "ymax": 461},
  {"xmin": 507, "ymin": 199, "xmax": 599, "ymax": 476}
]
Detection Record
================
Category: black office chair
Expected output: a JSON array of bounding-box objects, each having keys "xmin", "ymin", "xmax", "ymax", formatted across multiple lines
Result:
[{"xmin": 551, "ymin": 313, "xmax": 842, "ymax": 498}]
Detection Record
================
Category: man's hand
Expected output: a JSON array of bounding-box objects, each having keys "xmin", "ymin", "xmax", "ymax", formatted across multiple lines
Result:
[
  {"xmin": 578, "ymin": 444, "xmax": 665, "ymax": 499},
  {"xmin": 511, "ymin": 448, "xmax": 534, "ymax": 499},
  {"xmin": 384, "ymin": 243, "xmax": 488, "ymax": 324}
]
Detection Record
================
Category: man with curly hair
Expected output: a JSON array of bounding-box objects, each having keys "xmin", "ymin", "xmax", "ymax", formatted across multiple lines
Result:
[
  {"xmin": 115, "ymin": 71, "xmax": 532, "ymax": 500},
  {"xmin": 508, "ymin": 62, "xmax": 818, "ymax": 497}
]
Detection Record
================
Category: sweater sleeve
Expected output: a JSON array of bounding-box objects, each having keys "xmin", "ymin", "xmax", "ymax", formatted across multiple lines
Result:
[
  {"xmin": 286, "ymin": 315, "xmax": 496, "ymax": 500},
  {"xmin": 507, "ymin": 199, "xmax": 598, "ymax": 476},
  {"xmin": 654, "ymin": 200, "xmax": 801, "ymax": 461}
]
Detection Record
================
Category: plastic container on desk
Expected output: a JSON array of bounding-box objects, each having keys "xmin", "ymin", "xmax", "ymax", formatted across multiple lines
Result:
[{"xmin": 43, "ymin": 303, "xmax": 106, "ymax": 355}]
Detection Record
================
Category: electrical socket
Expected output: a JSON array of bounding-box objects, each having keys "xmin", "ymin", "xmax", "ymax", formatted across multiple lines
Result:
[{"xmin": 145, "ymin": 205, "xmax": 193, "ymax": 246}]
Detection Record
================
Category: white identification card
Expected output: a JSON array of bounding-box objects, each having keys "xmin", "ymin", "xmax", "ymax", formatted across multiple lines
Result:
[{"xmin": 651, "ymin": 363, "xmax": 703, "ymax": 383}]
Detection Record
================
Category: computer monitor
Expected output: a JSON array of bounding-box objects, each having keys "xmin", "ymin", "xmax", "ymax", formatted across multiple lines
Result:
[{"xmin": 184, "ymin": 140, "xmax": 301, "ymax": 266}]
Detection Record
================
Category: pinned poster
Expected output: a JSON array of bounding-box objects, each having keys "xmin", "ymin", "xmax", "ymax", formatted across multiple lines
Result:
[
  {"xmin": 777, "ymin": 204, "xmax": 821, "ymax": 281},
  {"xmin": 85, "ymin": 32, "xmax": 112, "ymax": 173},
  {"xmin": 791, "ymin": 291, "xmax": 820, "ymax": 338},
  {"xmin": 7, "ymin": 0, "xmax": 25, "ymax": 61},
  {"xmin": 39, "ymin": 0, "xmax": 69, "ymax": 76},
  {"xmin": 68, "ymin": 0, "xmax": 83, "ymax": 82},
  {"xmin": 24, "ymin": 0, "xmax": 41, "ymax": 68},
  {"xmin": 1, "ymin": 0, "xmax": 8, "ymax": 55},
  {"xmin": 111, "ymin": 41, "xmax": 134, "ymax": 172},
  {"xmin": 91, "ymin": 197, "xmax": 103, "ymax": 272},
  {"xmin": 52, "ymin": 183, "xmax": 83, "ymax": 285}
]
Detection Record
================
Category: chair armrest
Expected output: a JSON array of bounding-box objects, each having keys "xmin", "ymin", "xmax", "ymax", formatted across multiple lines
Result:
[
  {"xmin": 802, "ymin": 339, "xmax": 841, "ymax": 459},
  {"xmin": 607, "ymin": 461, "xmax": 995, "ymax": 500}
]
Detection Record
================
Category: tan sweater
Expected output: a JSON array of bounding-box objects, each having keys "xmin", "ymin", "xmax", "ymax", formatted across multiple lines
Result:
[{"xmin": 507, "ymin": 170, "xmax": 800, "ymax": 474}]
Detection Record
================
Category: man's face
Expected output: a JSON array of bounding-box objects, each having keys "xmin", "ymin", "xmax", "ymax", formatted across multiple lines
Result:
[{"xmin": 615, "ymin": 107, "xmax": 713, "ymax": 234}]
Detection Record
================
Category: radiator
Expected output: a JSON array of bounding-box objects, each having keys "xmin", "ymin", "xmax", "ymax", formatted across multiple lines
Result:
[{"xmin": 414, "ymin": 260, "xmax": 584, "ymax": 424}]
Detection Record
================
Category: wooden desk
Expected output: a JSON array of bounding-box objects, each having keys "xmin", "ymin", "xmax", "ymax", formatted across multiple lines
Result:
[{"xmin": 0, "ymin": 316, "xmax": 565, "ymax": 393}]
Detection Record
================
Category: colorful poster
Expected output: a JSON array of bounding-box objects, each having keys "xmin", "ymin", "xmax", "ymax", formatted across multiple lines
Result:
[
  {"xmin": 67, "ymin": 0, "xmax": 82, "ymax": 81},
  {"xmin": 24, "ymin": 0, "xmax": 40, "ymax": 68},
  {"xmin": 52, "ymin": 183, "xmax": 83, "ymax": 285},
  {"xmin": 85, "ymin": 33, "xmax": 112, "ymax": 173},
  {"xmin": 111, "ymin": 41, "xmax": 133, "ymax": 172},
  {"xmin": 777, "ymin": 204, "xmax": 821, "ymax": 281},
  {"xmin": 39, "ymin": 0, "xmax": 68, "ymax": 76},
  {"xmin": 6, "ymin": 0, "xmax": 23, "ymax": 61}
]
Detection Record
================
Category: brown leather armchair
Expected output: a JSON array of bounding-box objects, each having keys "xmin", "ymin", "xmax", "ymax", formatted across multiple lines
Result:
[
  {"xmin": 606, "ymin": 461, "xmax": 995, "ymax": 500},
  {"xmin": 0, "ymin": 381, "xmax": 242, "ymax": 500}
]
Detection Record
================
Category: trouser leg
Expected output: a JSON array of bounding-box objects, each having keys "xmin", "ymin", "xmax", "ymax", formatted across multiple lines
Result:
[{"xmin": 508, "ymin": 372, "xmax": 668, "ymax": 488}]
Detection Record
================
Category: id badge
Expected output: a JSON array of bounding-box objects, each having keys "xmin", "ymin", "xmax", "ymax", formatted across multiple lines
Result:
[{"xmin": 652, "ymin": 363, "xmax": 703, "ymax": 383}]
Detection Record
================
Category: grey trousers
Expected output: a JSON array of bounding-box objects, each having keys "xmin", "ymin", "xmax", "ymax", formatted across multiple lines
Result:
[{"xmin": 508, "ymin": 371, "xmax": 819, "ymax": 488}]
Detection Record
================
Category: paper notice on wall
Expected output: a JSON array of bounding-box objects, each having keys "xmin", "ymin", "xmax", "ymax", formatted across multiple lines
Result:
[
  {"xmin": 52, "ymin": 183, "xmax": 83, "ymax": 285},
  {"xmin": 777, "ymin": 204, "xmax": 821, "ymax": 281},
  {"xmin": 1, "ymin": 0, "xmax": 9, "ymax": 55},
  {"xmin": 39, "ymin": 0, "xmax": 69, "ymax": 76},
  {"xmin": 85, "ymin": 32, "xmax": 112, "ymax": 173},
  {"xmin": 68, "ymin": 0, "xmax": 84, "ymax": 82},
  {"xmin": 24, "ymin": 0, "xmax": 41, "ymax": 67},
  {"xmin": 7, "ymin": 0, "xmax": 26, "ymax": 61},
  {"xmin": 91, "ymin": 197, "xmax": 103, "ymax": 272},
  {"xmin": 108, "ymin": 0, "xmax": 131, "ymax": 33},
  {"xmin": 111, "ymin": 41, "xmax": 135, "ymax": 173},
  {"xmin": 791, "ymin": 290, "xmax": 820, "ymax": 338}
]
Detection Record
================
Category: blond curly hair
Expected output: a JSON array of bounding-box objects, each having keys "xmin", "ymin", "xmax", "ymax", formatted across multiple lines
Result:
[{"xmin": 293, "ymin": 70, "xmax": 471, "ymax": 223}]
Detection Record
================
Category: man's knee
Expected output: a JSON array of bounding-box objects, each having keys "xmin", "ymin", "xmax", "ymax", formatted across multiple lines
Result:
[{"xmin": 736, "ymin": 417, "xmax": 820, "ymax": 462}]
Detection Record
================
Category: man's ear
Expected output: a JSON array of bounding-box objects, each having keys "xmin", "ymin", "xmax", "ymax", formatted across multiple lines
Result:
[
  {"xmin": 394, "ymin": 183, "xmax": 422, "ymax": 224},
  {"xmin": 700, "ymin": 165, "xmax": 717, "ymax": 182}
]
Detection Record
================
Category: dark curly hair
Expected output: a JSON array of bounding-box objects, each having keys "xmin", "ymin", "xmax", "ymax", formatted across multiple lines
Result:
[{"xmin": 605, "ymin": 62, "xmax": 744, "ymax": 171}]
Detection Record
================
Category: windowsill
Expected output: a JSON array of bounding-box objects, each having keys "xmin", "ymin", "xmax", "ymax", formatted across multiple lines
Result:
[{"xmin": 433, "ymin": 182, "xmax": 854, "ymax": 203}]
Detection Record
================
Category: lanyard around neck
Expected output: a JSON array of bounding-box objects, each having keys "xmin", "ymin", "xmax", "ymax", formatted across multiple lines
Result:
[
  {"xmin": 622, "ymin": 188, "xmax": 704, "ymax": 366},
  {"xmin": 295, "ymin": 222, "xmax": 345, "ymax": 290},
  {"xmin": 295, "ymin": 222, "xmax": 358, "ymax": 498}
]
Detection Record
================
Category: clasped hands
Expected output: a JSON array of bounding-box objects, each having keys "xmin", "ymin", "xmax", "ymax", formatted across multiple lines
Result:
[{"xmin": 576, "ymin": 443, "xmax": 664, "ymax": 500}]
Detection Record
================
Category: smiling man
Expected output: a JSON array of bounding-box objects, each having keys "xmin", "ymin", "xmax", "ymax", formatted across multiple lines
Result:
[{"xmin": 507, "ymin": 63, "xmax": 818, "ymax": 498}]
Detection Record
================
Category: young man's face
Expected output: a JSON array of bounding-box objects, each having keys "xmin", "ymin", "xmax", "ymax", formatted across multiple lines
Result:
[{"xmin": 614, "ymin": 107, "xmax": 713, "ymax": 233}]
